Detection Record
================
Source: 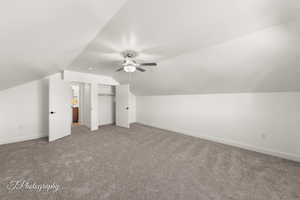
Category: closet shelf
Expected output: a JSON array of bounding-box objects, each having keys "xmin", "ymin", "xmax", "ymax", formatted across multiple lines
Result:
[{"xmin": 98, "ymin": 93, "xmax": 115, "ymax": 96}]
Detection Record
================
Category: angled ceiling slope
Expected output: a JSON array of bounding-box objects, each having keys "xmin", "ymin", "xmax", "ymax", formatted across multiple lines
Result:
[
  {"xmin": 0, "ymin": 0, "xmax": 127, "ymax": 91},
  {"xmin": 70, "ymin": 0, "xmax": 300, "ymax": 95}
]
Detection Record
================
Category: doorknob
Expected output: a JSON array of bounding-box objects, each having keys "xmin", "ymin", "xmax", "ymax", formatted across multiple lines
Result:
[{"xmin": 50, "ymin": 111, "xmax": 56, "ymax": 114}]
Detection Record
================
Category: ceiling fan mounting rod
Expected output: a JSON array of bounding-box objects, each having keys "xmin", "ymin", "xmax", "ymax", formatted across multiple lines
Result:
[{"xmin": 122, "ymin": 50, "xmax": 138, "ymax": 59}]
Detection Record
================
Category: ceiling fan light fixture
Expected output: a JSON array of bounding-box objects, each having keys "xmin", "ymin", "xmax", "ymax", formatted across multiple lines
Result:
[
  {"xmin": 116, "ymin": 50, "xmax": 157, "ymax": 73},
  {"xmin": 124, "ymin": 65, "xmax": 136, "ymax": 73}
]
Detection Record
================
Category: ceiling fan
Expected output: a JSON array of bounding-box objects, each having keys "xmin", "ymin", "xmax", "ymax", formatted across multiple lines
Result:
[{"xmin": 116, "ymin": 50, "xmax": 157, "ymax": 73}]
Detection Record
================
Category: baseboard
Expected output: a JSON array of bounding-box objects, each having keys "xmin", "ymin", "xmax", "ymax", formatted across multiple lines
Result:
[
  {"xmin": 99, "ymin": 123, "xmax": 115, "ymax": 126},
  {"xmin": 0, "ymin": 133, "xmax": 47, "ymax": 146},
  {"xmin": 137, "ymin": 122, "xmax": 300, "ymax": 163}
]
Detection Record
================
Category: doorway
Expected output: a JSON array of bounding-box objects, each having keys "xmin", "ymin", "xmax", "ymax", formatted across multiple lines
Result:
[
  {"xmin": 98, "ymin": 84, "xmax": 116, "ymax": 126},
  {"xmin": 71, "ymin": 84, "xmax": 80, "ymax": 125}
]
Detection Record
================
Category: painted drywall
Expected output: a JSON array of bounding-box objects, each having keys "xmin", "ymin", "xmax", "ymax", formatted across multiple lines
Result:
[
  {"xmin": 98, "ymin": 84, "xmax": 115, "ymax": 95},
  {"xmin": 81, "ymin": 83, "xmax": 91, "ymax": 128},
  {"xmin": 0, "ymin": 73, "xmax": 65, "ymax": 145},
  {"xmin": 0, "ymin": 75, "xmax": 58, "ymax": 145},
  {"xmin": 90, "ymin": 83, "xmax": 99, "ymax": 131},
  {"xmin": 0, "ymin": 71, "xmax": 124, "ymax": 144},
  {"xmin": 70, "ymin": 0, "xmax": 300, "ymax": 95},
  {"xmin": 137, "ymin": 93, "xmax": 300, "ymax": 162},
  {"xmin": 64, "ymin": 70, "xmax": 119, "ymax": 86},
  {"xmin": 78, "ymin": 83, "xmax": 84, "ymax": 124},
  {"xmin": 0, "ymin": 0, "xmax": 128, "ymax": 91}
]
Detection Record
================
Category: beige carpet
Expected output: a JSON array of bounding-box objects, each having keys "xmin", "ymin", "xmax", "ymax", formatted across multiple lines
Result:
[{"xmin": 0, "ymin": 123, "xmax": 299, "ymax": 200}]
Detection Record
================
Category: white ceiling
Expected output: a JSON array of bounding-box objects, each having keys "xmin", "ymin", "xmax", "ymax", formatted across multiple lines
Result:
[
  {"xmin": 125, "ymin": 21, "xmax": 300, "ymax": 95},
  {"xmin": 0, "ymin": 0, "xmax": 127, "ymax": 90},
  {"xmin": 2, "ymin": 0, "xmax": 300, "ymax": 95}
]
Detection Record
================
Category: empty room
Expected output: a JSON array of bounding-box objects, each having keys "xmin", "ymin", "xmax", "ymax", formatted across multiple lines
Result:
[{"xmin": 1, "ymin": 0, "xmax": 300, "ymax": 199}]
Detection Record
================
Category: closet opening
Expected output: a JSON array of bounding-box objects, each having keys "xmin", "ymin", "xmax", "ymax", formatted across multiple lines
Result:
[
  {"xmin": 98, "ymin": 84, "xmax": 116, "ymax": 127},
  {"xmin": 71, "ymin": 84, "xmax": 80, "ymax": 125}
]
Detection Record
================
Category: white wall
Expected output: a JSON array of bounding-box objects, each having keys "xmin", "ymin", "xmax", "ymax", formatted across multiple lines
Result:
[
  {"xmin": 0, "ymin": 78, "xmax": 49, "ymax": 145},
  {"xmin": 90, "ymin": 83, "xmax": 99, "ymax": 131},
  {"xmin": 0, "ymin": 71, "xmax": 127, "ymax": 145},
  {"xmin": 0, "ymin": 73, "xmax": 66, "ymax": 145},
  {"xmin": 98, "ymin": 84, "xmax": 115, "ymax": 95},
  {"xmin": 137, "ymin": 92, "xmax": 300, "ymax": 162},
  {"xmin": 79, "ymin": 83, "xmax": 85, "ymax": 124},
  {"xmin": 63, "ymin": 70, "xmax": 119, "ymax": 85},
  {"xmin": 81, "ymin": 83, "xmax": 91, "ymax": 127}
]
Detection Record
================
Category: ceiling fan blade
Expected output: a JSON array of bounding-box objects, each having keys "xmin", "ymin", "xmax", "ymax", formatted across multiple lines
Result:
[
  {"xmin": 136, "ymin": 67, "xmax": 146, "ymax": 72},
  {"xmin": 139, "ymin": 62, "xmax": 157, "ymax": 66},
  {"xmin": 116, "ymin": 67, "xmax": 124, "ymax": 72}
]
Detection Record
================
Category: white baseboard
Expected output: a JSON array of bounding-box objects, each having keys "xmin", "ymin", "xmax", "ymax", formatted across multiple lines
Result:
[
  {"xmin": 137, "ymin": 122, "xmax": 300, "ymax": 163},
  {"xmin": 0, "ymin": 133, "xmax": 47, "ymax": 146},
  {"xmin": 99, "ymin": 123, "xmax": 115, "ymax": 126}
]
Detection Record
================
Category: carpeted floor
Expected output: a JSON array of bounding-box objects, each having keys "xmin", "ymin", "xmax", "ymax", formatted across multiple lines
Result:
[{"xmin": 0, "ymin": 123, "xmax": 299, "ymax": 200}]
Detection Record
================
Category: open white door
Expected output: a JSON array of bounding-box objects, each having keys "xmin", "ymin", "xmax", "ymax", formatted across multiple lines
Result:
[
  {"xmin": 116, "ymin": 84, "xmax": 130, "ymax": 128},
  {"xmin": 49, "ymin": 77, "xmax": 72, "ymax": 142}
]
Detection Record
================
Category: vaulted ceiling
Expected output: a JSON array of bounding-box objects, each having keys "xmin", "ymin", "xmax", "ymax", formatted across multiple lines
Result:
[
  {"xmin": 1, "ymin": 0, "xmax": 300, "ymax": 95},
  {"xmin": 0, "ymin": 0, "xmax": 127, "ymax": 90}
]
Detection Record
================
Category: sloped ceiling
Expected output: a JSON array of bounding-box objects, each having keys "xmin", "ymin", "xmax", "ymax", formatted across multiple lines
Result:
[
  {"xmin": 0, "ymin": 0, "xmax": 127, "ymax": 91},
  {"xmin": 70, "ymin": 0, "xmax": 300, "ymax": 95},
  {"xmin": 2, "ymin": 0, "xmax": 300, "ymax": 95}
]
